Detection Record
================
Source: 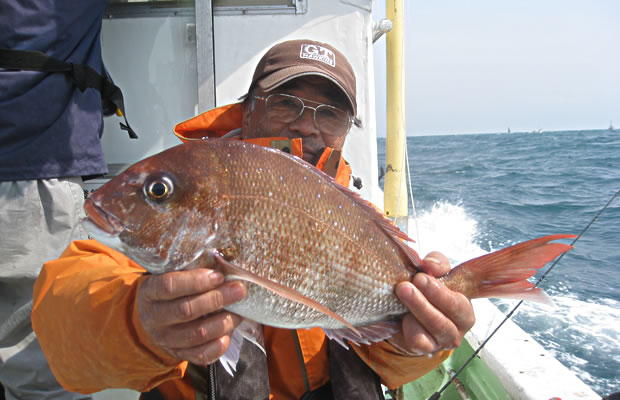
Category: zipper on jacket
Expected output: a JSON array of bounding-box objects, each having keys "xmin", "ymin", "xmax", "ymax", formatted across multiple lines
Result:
[{"xmin": 208, "ymin": 364, "xmax": 216, "ymax": 400}]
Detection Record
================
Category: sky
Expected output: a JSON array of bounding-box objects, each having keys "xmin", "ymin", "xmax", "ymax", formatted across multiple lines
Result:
[{"xmin": 372, "ymin": 0, "xmax": 620, "ymax": 136}]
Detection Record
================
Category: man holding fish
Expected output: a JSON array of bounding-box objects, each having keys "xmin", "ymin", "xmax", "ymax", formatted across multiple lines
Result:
[{"xmin": 31, "ymin": 40, "xmax": 568, "ymax": 399}]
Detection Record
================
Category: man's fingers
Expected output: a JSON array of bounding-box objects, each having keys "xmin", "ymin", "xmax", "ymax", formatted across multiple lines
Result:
[
  {"xmin": 169, "ymin": 334, "xmax": 233, "ymax": 367},
  {"xmin": 147, "ymin": 281, "xmax": 247, "ymax": 326},
  {"xmin": 389, "ymin": 314, "xmax": 438, "ymax": 355},
  {"xmin": 392, "ymin": 250, "xmax": 475, "ymax": 355},
  {"xmin": 423, "ymin": 274, "xmax": 474, "ymax": 333},
  {"xmin": 157, "ymin": 312, "xmax": 242, "ymax": 350},
  {"xmin": 421, "ymin": 251, "xmax": 451, "ymax": 277},
  {"xmin": 396, "ymin": 278, "xmax": 462, "ymax": 350},
  {"xmin": 141, "ymin": 269, "xmax": 225, "ymax": 301}
]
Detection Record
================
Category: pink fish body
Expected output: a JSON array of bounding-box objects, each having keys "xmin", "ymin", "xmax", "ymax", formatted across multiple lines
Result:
[{"xmin": 83, "ymin": 140, "xmax": 574, "ymax": 349}]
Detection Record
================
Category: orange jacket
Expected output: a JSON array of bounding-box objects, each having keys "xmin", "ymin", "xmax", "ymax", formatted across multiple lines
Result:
[{"xmin": 31, "ymin": 103, "xmax": 451, "ymax": 398}]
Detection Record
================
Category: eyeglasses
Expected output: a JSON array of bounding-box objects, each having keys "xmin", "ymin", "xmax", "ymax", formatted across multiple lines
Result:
[{"xmin": 254, "ymin": 93, "xmax": 354, "ymax": 137}]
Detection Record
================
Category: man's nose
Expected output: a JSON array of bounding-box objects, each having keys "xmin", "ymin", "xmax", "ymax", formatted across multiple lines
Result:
[{"xmin": 288, "ymin": 108, "xmax": 320, "ymax": 137}]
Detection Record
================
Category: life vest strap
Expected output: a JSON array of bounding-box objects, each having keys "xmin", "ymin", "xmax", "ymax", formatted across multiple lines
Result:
[{"xmin": 0, "ymin": 48, "xmax": 137, "ymax": 139}]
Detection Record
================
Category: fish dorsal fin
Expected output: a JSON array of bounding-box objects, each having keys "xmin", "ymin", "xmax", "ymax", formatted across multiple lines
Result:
[
  {"xmin": 257, "ymin": 144, "xmax": 413, "ymax": 241},
  {"xmin": 213, "ymin": 253, "xmax": 361, "ymax": 338},
  {"xmin": 321, "ymin": 170, "xmax": 424, "ymax": 272}
]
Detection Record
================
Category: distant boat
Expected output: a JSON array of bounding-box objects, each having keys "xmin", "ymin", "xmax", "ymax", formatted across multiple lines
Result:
[
  {"xmin": 507, "ymin": 128, "xmax": 511, "ymax": 134},
  {"xmin": 609, "ymin": 121, "xmax": 615, "ymax": 131}
]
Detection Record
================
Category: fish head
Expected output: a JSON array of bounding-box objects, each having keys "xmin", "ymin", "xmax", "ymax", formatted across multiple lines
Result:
[{"xmin": 83, "ymin": 142, "xmax": 228, "ymax": 273}]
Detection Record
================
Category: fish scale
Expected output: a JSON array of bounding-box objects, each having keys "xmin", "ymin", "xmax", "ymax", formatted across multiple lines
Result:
[{"xmin": 212, "ymin": 142, "xmax": 411, "ymax": 328}]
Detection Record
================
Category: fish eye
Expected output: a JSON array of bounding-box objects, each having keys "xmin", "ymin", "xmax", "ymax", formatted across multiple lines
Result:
[{"xmin": 144, "ymin": 176, "xmax": 173, "ymax": 201}]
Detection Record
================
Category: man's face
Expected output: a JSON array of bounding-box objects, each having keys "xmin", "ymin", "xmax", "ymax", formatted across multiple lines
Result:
[{"xmin": 241, "ymin": 75, "xmax": 353, "ymax": 164}]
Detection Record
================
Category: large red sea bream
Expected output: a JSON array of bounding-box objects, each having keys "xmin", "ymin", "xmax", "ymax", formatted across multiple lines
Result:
[{"xmin": 82, "ymin": 140, "xmax": 574, "ymax": 374}]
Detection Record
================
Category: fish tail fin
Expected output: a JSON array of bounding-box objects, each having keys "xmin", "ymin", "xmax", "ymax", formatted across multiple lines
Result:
[{"xmin": 442, "ymin": 234, "xmax": 575, "ymax": 304}]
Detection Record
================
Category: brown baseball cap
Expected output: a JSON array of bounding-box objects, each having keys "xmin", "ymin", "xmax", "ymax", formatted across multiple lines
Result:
[{"xmin": 247, "ymin": 39, "xmax": 357, "ymax": 116}]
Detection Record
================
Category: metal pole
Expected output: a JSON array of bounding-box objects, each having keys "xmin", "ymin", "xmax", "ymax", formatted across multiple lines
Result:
[{"xmin": 384, "ymin": 0, "xmax": 408, "ymax": 231}]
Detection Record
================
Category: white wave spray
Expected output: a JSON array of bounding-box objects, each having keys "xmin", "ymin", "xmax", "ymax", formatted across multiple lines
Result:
[
  {"xmin": 406, "ymin": 201, "xmax": 486, "ymax": 263},
  {"xmin": 408, "ymin": 200, "xmax": 620, "ymax": 395}
]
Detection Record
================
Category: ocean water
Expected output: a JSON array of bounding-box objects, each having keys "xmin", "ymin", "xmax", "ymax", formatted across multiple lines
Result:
[{"xmin": 376, "ymin": 129, "xmax": 620, "ymax": 397}]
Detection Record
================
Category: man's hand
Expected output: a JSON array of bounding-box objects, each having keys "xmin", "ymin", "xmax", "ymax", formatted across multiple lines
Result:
[
  {"xmin": 388, "ymin": 252, "xmax": 475, "ymax": 356},
  {"xmin": 137, "ymin": 268, "xmax": 247, "ymax": 366}
]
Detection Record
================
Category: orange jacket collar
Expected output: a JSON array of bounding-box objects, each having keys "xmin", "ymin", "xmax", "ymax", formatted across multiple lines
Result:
[{"xmin": 174, "ymin": 103, "xmax": 244, "ymax": 142}]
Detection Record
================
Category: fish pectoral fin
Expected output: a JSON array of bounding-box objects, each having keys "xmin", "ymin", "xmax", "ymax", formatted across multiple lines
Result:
[
  {"xmin": 237, "ymin": 319, "xmax": 265, "ymax": 355},
  {"xmin": 213, "ymin": 253, "xmax": 361, "ymax": 338},
  {"xmin": 324, "ymin": 320, "xmax": 400, "ymax": 348}
]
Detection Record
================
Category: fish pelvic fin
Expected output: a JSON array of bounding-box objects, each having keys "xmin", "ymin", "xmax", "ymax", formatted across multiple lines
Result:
[
  {"xmin": 442, "ymin": 234, "xmax": 576, "ymax": 304},
  {"xmin": 324, "ymin": 320, "xmax": 401, "ymax": 349},
  {"xmin": 213, "ymin": 253, "xmax": 362, "ymax": 338},
  {"xmin": 219, "ymin": 326, "xmax": 243, "ymax": 376},
  {"xmin": 219, "ymin": 319, "xmax": 265, "ymax": 377}
]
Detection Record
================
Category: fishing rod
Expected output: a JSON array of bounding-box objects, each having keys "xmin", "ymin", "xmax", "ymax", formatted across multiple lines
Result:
[{"xmin": 427, "ymin": 188, "xmax": 620, "ymax": 400}]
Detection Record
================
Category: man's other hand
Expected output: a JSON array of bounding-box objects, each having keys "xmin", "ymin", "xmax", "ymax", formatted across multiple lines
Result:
[{"xmin": 389, "ymin": 252, "xmax": 475, "ymax": 356}]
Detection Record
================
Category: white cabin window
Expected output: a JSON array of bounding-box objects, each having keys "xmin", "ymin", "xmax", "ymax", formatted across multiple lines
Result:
[{"xmin": 105, "ymin": 0, "xmax": 307, "ymax": 18}]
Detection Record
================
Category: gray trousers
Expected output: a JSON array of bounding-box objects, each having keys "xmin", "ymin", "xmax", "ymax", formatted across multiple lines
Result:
[{"xmin": 0, "ymin": 178, "xmax": 91, "ymax": 400}]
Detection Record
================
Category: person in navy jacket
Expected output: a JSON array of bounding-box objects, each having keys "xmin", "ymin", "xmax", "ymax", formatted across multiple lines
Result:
[{"xmin": 0, "ymin": 1, "xmax": 113, "ymax": 398}]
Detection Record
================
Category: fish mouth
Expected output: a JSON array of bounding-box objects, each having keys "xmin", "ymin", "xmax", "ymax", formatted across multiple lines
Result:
[{"xmin": 83, "ymin": 198, "xmax": 125, "ymax": 236}]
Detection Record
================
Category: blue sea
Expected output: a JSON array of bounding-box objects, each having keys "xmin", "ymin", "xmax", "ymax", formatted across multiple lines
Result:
[{"xmin": 377, "ymin": 129, "xmax": 619, "ymax": 397}]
